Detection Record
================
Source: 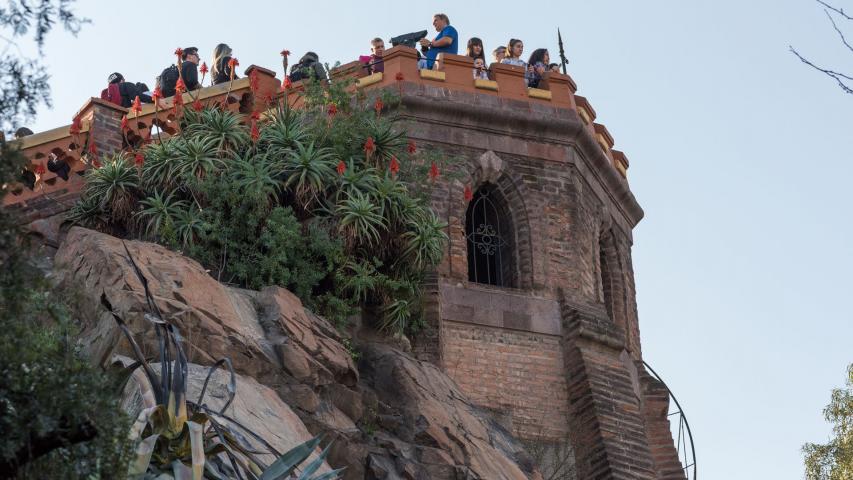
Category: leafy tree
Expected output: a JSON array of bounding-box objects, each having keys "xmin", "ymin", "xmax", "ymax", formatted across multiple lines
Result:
[
  {"xmin": 790, "ymin": 0, "xmax": 853, "ymax": 94},
  {"xmin": 0, "ymin": 0, "xmax": 89, "ymax": 133},
  {"xmin": 803, "ymin": 363, "xmax": 853, "ymax": 479}
]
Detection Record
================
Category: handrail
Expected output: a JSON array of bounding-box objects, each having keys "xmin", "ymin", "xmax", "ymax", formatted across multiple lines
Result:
[{"xmin": 643, "ymin": 360, "xmax": 697, "ymax": 480}]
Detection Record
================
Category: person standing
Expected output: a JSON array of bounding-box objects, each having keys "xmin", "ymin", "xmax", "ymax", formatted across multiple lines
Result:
[
  {"xmin": 211, "ymin": 43, "xmax": 239, "ymax": 85},
  {"xmin": 418, "ymin": 13, "xmax": 458, "ymax": 69}
]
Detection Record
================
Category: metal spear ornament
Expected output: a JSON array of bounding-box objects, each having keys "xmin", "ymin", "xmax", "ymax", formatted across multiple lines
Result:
[{"xmin": 558, "ymin": 28, "xmax": 569, "ymax": 75}]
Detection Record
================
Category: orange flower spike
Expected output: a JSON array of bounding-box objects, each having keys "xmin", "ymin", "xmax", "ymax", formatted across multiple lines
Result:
[
  {"xmin": 250, "ymin": 120, "xmax": 260, "ymax": 143},
  {"xmin": 464, "ymin": 185, "xmax": 473, "ymax": 202},
  {"xmin": 250, "ymin": 111, "xmax": 261, "ymax": 121},
  {"xmin": 152, "ymin": 86, "xmax": 163, "ymax": 103},
  {"xmin": 175, "ymin": 78, "xmax": 186, "ymax": 94},
  {"xmin": 120, "ymin": 115, "xmax": 128, "ymax": 131},
  {"xmin": 134, "ymin": 153, "xmax": 144, "ymax": 167},
  {"xmin": 200, "ymin": 62, "xmax": 208, "ymax": 76},
  {"xmin": 395, "ymin": 72, "xmax": 404, "ymax": 81},
  {"xmin": 174, "ymin": 47, "xmax": 183, "ymax": 58},
  {"xmin": 327, "ymin": 103, "xmax": 337, "ymax": 117},
  {"xmin": 34, "ymin": 163, "xmax": 46, "ymax": 176},
  {"xmin": 69, "ymin": 117, "xmax": 82, "ymax": 135},
  {"xmin": 280, "ymin": 49, "xmax": 290, "ymax": 57},
  {"xmin": 364, "ymin": 137, "xmax": 376, "ymax": 156},
  {"xmin": 374, "ymin": 98, "xmax": 384, "ymax": 116},
  {"xmin": 192, "ymin": 98, "xmax": 203, "ymax": 111},
  {"xmin": 131, "ymin": 96, "xmax": 142, "ymax": 115},
  {"xmin": 407, "ymin": 140, "xmax": 416, "ymax": 155},
  {"xmin": 337, "ymin": 160, "xmax": 346, "ymax": 176},
  {"xmin": 389, "ymin": 156, "xmax": 400, "ymax": 177},
  {"xmin": 429, "ymin": 162, "xmax": 440, "ymax": 181}
]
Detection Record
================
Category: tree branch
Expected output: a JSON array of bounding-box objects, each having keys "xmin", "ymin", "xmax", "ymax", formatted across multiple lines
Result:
[
  {"xmin": 789, "ymin": 46, "xmax": 853, "ymax": 94},
  {"xmin": 824, "ymin": 8, "xmax": 853, "ymax": 54},
  {"xmin": 817, "ymin": 0, "xmax": 853, "ymax": 21}
]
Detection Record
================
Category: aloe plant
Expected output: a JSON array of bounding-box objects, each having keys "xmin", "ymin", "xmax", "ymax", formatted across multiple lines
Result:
[{"xmin": 106, "ymin": 245, "xmax": 343, "ymax": 480}]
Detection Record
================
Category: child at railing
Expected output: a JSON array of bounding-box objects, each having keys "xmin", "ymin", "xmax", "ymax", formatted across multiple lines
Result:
[{"xmin": 473, "ymin": 58, "xmax": 489, "ymax": 80}]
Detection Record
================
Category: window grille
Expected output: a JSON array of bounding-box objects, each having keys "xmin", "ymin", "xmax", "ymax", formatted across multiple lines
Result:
[{"xmin": 465, "ymin": 185, "xmax": 513, "ymax": 287}]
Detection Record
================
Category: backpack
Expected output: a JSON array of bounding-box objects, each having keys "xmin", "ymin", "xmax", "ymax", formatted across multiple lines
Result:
[
  {"xmin": 100, "ymin": 83, "xmax": 122, "ymax": 106},
  {"xmin": 156, "ymin": 65, "xmax": 180, "ymax": 97}
]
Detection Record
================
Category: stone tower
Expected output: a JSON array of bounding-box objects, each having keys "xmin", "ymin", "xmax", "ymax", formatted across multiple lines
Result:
[{"xmin": 4, "ymin": 49, "xmax": 688, "ymax": 479}]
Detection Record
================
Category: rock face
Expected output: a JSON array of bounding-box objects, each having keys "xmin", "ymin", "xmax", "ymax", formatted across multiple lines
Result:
[{"xmin": 54, "ymin": 227, "xmax": 541, "ymax": 479}]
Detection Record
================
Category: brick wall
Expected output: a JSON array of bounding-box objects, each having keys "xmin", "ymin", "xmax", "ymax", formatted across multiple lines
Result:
[{"xmin": 443, "ymin": 321, "xmax": 570, "ymax": 441}]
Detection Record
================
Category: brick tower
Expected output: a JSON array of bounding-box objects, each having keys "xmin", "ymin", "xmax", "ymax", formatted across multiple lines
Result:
[{"xmin": 4, "ymin": 50, "xmax": 689, "ymax": 479}]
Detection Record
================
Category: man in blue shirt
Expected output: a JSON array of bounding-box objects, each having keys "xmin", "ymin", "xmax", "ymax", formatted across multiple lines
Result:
[{"xmin": 418, "ymin": 13, "xmax": 458, "ymax": 69}]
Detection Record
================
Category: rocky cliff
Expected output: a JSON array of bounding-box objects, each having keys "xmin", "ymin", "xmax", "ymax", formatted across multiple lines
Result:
[{"xmin": 53, "ymin": 227, "xmax": 541, "ymax": 480}]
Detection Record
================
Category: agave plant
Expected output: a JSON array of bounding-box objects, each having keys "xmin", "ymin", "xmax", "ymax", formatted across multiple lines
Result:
[
  {"xmin": 106, "ymin": 245, "xmax": 343, "ymax": 480},
  {"xmin": 66, "ymin": 193, "xmax": 110, "ymax": 229},
  {"xmin": 173, "ymin": 137, "xmax": 223, "ymax": 183},
  {"xmin": 173, "ymin": 206, "xmax": 206, "ymax": 248},
  {"xmin": 399, "ymin": 209, "xmax": 448, "ymax": 270},
  {"xmin": 261, "ymin": 104, "xmax": 308, "ymax": 154},
  {"xmin": 183, "ymin": 108, "xmax": 250, "ymax": 153},
  {"xmin": 283, "ymin": 141, "xmax": 336, "ymax": 209},
  {"xmin": 141, "ymin": 141, "xmax": 180, "ymax": 193},
  {"xmin": 229, "ymin": 151, "xmax": 284, "ymax": 207},
  {"xmin": 335, "ymin": 190, "xmax": 387, "ymax": 248},
  {"xmin": 136, "ymin": 190, "xmax": 188, "ymax": 240},
  {"xmin": 85, "ymin": 153, "xmax": 140, "ymax": 223}
]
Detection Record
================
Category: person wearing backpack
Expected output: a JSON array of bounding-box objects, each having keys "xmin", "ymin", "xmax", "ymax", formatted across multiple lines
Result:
[
  {"xmin": 158, "ymin": 47, "xmax": 201, "ymax": 97},
  {"xmin": 288, "ymin": 52, "xmax": 327, "ymax": 83},
  {"xmin": 101, "ymin": 72, "xmax": 153, "ymax": 108}
]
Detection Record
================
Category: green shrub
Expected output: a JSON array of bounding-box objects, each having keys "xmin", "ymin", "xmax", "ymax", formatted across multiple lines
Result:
[{"xmin": 70, "ymin": 77, "xmax": 459, "ymax": 335}]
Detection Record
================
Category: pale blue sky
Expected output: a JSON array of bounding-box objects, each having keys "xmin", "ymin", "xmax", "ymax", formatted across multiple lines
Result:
[{"xmin": 19, "ymin": 1, "xmax": 853, "ymax": 478}]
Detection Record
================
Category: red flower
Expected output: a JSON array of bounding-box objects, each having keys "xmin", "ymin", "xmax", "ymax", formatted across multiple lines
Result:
[
  {"xmin": 174, "ymin": 47, "xmax": 183, "ymax": 58},
  {"xmin": 250, "ymin": 111, "xmax": 261, "ymax": 121},
  {"xmin": 280, "ymin": 49, "xmax": 291, "ymax": 57},
  {"xmin": 327, "ymin": 103, "xmax": 337, "ymax": 117},
  {"xmin": 192, "ymin": 98, "xmax": 204, "ymax": 111},
  {"xmin": 428, "ymin": 162, "xmax": 440, "ymax": 181},
  {"xmin": 249, "ymin": 69, "xmax": 260, "ymax": 92},
  {"xmin": 337, "ymin": 160, "xmax": 346, "ymax": 175},
  {"xmin": 389, "ymin": 156, "xmax": 400, "ymax": 177},
  {"xmin": 175, "ymin": 78, "xmax": 186, "ymax": 94},
  {"xmin": 374, "ymin": 98, "xmax": 384, "ymax": 116},
  {"xmin": 69, "ymin": 117, "xmax": 82, "ymax": 135},
  {"xmin": 464, "ymin": 185, "xmax": 473, "ymax": 202},
  {"xmin": 250, "ymin": 120, "xmax": 260, "ymax": 143},
  {"xmin": 88, "ymin": 141, "xmax": 98, "ymax": 156},
  {"xmin": 34, "ymin": 163, "xmax": 46, "ymax": 176},
  {"xmin": 200, "ymin": 62, "xmax": 209, "ymax": 75},
  {"xmin": 173, "ymin": 91, "xmax": 184, "ymax": 106},
  {"xmin": 120, "ymin": 115, "xmax": 128, "ymax": 131},
  {"xmin": 92, "ymin": 157, "xmax": 102, "ymax": 168},
  {"xmin": 395, "ymin": 72, "xmax": 405, "ymax": 81},
  {"xmin": 282, "ymin": 77, "xmax": 292, "ymax": 90},
  {"xmin": 134, "ymin": 153, "xmax": 144, "ymax": 166},
  {"xmin": 228, "ymin": 57, "xmax": 239, "ymax": 69},
  {"xmin": 407, "ymin": 140, "xmax": 416, "ymax": 154},
  {"xmin": 131, "ymin": 96, "xmax": 142, "ymax": 115},
  {"xmin": 363, "ymin": 137, "xmax": 375, "ymax": 156}
]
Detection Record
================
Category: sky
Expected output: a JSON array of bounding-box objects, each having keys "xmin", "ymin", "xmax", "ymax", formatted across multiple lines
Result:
[{"xmin": 14, "ymin": 0, "xmax": 853, "ymax": 478}]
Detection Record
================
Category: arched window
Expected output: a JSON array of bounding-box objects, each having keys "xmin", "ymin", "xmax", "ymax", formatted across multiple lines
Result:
[{"xmin": 465, "ymin": 184, "xmax": 516, "ymax": 287}]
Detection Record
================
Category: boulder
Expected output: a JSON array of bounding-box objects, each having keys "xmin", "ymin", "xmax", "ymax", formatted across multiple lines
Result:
[{"xmin": 54, "ymin": 228, "xmax": 541, "ymax": 479}]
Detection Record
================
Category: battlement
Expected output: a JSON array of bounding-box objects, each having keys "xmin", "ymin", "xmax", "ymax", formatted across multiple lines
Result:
[{"xmin": 3, "ymin": 46, "xmax": 630, "ymax": 220}]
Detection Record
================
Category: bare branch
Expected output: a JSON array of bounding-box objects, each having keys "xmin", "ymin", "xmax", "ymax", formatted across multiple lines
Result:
[
  {"xmin": 790, "ymin": 46, "xmax": 853, "ymax": 94},
  {"xmin": 824, "ymin": 9, "xmax": 853, "ymax": 53},
  {"xmin": 817, "ymin": 0, "xmax": 853, "ymax": 21}
]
